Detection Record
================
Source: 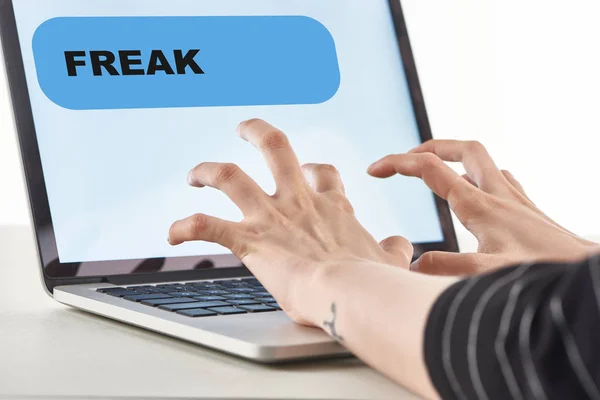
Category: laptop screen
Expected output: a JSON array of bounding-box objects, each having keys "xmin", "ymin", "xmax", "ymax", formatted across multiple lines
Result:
[{"xmin": 9, "ymin": 0, "xmax": 444, "ymax": 275}]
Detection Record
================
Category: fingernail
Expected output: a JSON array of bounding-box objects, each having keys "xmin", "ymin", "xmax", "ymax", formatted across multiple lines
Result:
[
  {"xmin": 187, "ymin": 170, "xmax": 196, "ymax": 185},
  {"xmin": 367, "ymin": 161, "xmax": 380, "ymax": 173},
  {"xmin": 236, "ymin": 120, "xmax": 247, "ymax": 136},
  {"xmin": 410, "ymin": 258, "xmax": 420, "ymax": 272}
]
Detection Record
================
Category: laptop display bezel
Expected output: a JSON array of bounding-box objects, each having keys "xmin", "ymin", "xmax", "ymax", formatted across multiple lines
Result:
[{"xmin": 0, "ymin": 0, "xmax": 459, "ymax": 292}]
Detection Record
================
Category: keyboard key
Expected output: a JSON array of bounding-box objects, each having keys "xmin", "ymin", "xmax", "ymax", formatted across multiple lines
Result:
[
  {"xmin": 241, "ymin": 278, "xmax": 260, "ymax": 284},
  {"xmin": 218, "ymin": 284, "xmax": 246, "ymax": 289},
  {"xmin": 271, "ymin": 303, "xmax": 282, "ymax": 310},
  {"xmin": 127, "ymin": 289, "xmax": 155, "ymax": 294},
  {"xmin": 254, "ymin": 297, "xmax": 276, "ymax": 303},
  {"xmin": 197, "ymin": 290, "xmax": 230, "ymax": 295},
  {"xmin": 141, "ymin": 297, "xmax": 197, "ymax": 306},
  {"xmin": 239, "ymin": 304, "xmax": 277, "ymax": 313},
  {"xmin": 224, "ymin": 294, "xmax": 255, "ymax": 300},
  {"xmin": 207, "ymin": 306, "xmax": 246, "ymax": 315},
  {"xmin": 227, "ymin": 288, "xmax": 256, "ymax": 293},
  {"xmin": 126, "ymin": 285, "xmax": 153, "ymax": 290},
  {"xmin": 145, "ymin": 288, "xmax": 172, "ymax": 294},
  {"xmin": 231, "ymin": 282, "xmax": 252, "ymax": 287},
  {"xmin": 156, "ymin": 284, "xmax": 190, "ymax": 291},
  {"xmin": 123, "ymin": 294, "xmax": 172, "ymax": 302},
  {"xmin": 179, "ymin": 285, "xmax": 203, "ymax": 291},
  {"xmin": 218, "ymin": 281, "xmax": 248, "ymax": 288},
  {"xmin": 105, "ymin": 290, "xmax": 139, "ymax": 297},
  {"xmin": 176, "ymin": 308, "xmax": 217, "ymax": 317},
  {"xmin": 158, "ymin": 301, "xmax": 230, "ymax": 311},
  {"xmin": 156, "ymin": 283, "xmax": 183, "ymax": 288},
  {"xmin": 190, "ymin": 283, "xmax": 224, "ymax": 289},
  {"xmin": 252, "ymin": 292, "xmax": 271, "ymax": 297},
  {"xmin": 193, "ymin": 296, "xmax": 226, "ymax": 301},
  {"xmin": 226, "ymin": 299, "xmax": 261, "ymax": 306},
  {"xmin": 167, "ymin": 292, "xmax": 199, "ymax": 297},
  {"xmin": 97, "ymin": 287, "xmax": 129, "ymax": 293}
]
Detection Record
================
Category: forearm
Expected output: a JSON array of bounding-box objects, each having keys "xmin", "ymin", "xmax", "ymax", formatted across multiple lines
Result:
[{"xmin": 302, "ymin": 261, "xmax": 457, "ymax": 400}]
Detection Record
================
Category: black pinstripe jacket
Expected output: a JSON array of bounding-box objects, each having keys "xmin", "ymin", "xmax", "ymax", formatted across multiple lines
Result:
[{"xmin": 425, "ymin": 254, "xmax": 600, "ymax": 400}]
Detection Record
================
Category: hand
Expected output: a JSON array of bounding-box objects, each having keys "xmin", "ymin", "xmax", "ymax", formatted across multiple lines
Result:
[
  {"xmin": 368, "ymin": 140, "xmax": 599, "ymax": 275},
  {"xmin": 168, "ymin": 119, "xmax": 413, "ymax": 325}
]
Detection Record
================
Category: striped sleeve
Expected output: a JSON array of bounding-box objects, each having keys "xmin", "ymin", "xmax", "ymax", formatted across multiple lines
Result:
[{"xmin": 424, "ymin": 254, "xmax": 600, "ymax": 400}]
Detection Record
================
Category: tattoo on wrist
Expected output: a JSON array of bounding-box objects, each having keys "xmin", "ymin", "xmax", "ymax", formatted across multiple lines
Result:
[{"xmin": 323, "ymin": 303, "xmax": 343, "ymax": 342}]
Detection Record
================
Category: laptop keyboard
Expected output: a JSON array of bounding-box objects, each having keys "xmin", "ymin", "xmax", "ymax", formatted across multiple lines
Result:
[{"xmin": 96, "ymin": 278, "xmax": 281, "ymax": 317}]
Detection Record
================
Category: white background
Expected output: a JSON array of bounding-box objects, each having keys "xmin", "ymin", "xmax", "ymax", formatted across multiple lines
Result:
[{"xmin": 1, "ymin": 0, "xmax": 599, "ymax": 240}]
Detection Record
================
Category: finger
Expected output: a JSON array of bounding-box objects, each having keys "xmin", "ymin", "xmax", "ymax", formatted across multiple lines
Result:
[
  {"xmin": 368, "ymin": 153, "xmax": 483, "ymax": 222},
  {"xmin": 501, "ymin": 170, "xmax": 529, "ymax": 198},
  {"xmin": 501, "ymin": 170, "xmax": 576, "ymax": 234},
  {"xmin": 302, "ymin": 163, "xmax": 345, "ymax": 194},
  {"xmin": 237, "ymin": 119, "xmax": 305, "ymax": 192},
  {"xmin": 168, "ymin": 213, "xmax": 246, "ymax": 256},
  {"xmin": 188, "ymin": 162, "xmax": 269, "ymax": 215},
  {"xmin": 409, "ymin": 140, "xmax": 506, "ymax": 194},
  {"xmin": 411, "ymin": 251, "xmax": 489, "ymax": 276},
  {"xmin": 379, "ymin": 236, "xmax": 413, "ymax": 266}
]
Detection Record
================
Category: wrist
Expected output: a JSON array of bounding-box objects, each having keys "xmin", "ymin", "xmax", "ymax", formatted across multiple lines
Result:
[
  {"xmin": 292, "ymin": 259, "xmax": 355, "ymax": 327},
  {"xmin": 296, "ymin": 258, "xmax": 392, "ymax": 328}
]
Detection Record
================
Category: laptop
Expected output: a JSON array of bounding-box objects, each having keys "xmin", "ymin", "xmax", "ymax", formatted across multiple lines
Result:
[{"xmin": 0, "ymin": 0, "xmax": 458, "ymax": 362}]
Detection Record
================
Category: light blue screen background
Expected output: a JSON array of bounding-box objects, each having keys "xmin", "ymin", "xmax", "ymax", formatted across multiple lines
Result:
[{"xmin": 12, "ymin": 0, "xmax": 444, "ymax": 264}]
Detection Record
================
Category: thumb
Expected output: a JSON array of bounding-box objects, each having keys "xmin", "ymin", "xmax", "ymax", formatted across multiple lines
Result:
[
  {"xmin": 379, "ymin": 236, "xmax": 413, "ymax": 266},
  {"xmin": 411, "ymin": 251, "xmax": 487, "ymax": 276}
]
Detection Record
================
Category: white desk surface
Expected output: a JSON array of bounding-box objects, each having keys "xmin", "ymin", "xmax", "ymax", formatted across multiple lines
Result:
[{"xmin": 0, "ymin": 225, "xmax": 420, "ymax": 400}]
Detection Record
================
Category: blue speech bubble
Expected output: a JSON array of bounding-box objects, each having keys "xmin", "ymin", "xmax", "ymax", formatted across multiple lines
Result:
[{"xmin": 32, "ymin": 16, "xmax": 341, "ymax": 110}]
